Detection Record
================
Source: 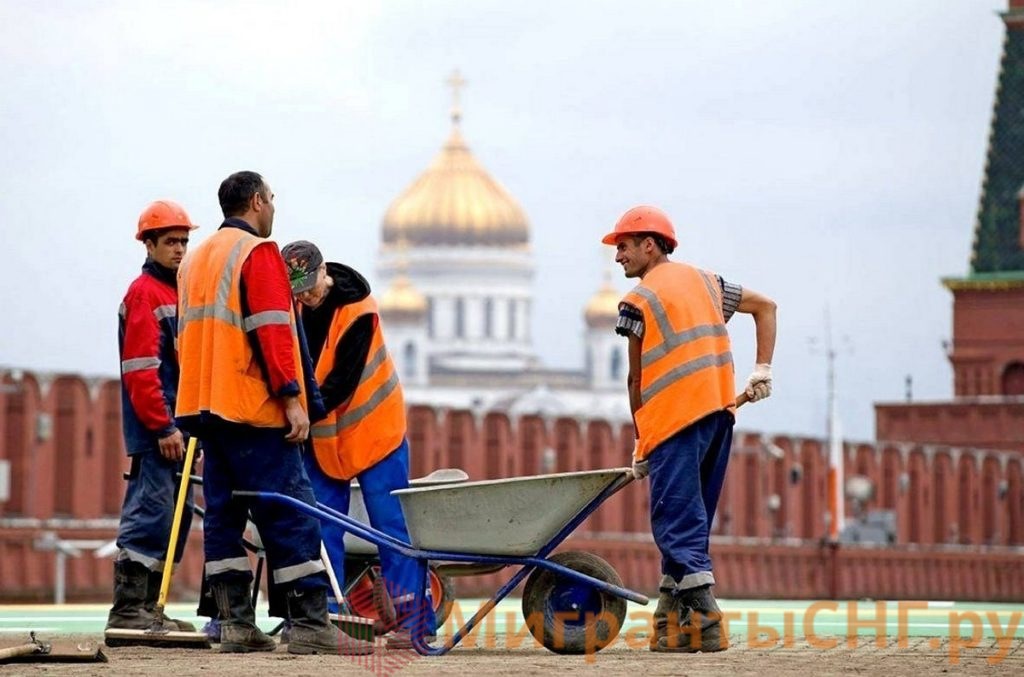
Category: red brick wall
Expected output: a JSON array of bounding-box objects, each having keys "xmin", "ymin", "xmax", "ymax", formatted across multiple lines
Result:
[
  {"xmin": 876, "ymin": 400, "xmax": 1024, "ymax": 453},
  {"xmin": 3, "ymin": 368, "xmax": 1024, "ymax": 603}
]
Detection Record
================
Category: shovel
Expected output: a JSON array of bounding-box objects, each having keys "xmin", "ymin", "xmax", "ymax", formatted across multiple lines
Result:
[{"xmin": 0, "ymin": 632, "xmax": 107, "ymax": 664}]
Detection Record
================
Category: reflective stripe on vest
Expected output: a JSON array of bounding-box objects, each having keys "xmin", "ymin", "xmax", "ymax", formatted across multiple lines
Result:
[
  {"xmin": 175, "ymin": 227, "xmax": 306, "ymax": 427},
  {"xmin": 334, "ymin": 346, "xmax": 400, "ymax": 429},
  {"xmin": 309, "ymin": 296, "xmax": 405, "ymax": 480},
  {"xmin": 179, "ymin": 235, "xmax": 247, "ymax": 329},
  {"xmin": 629, "ymin": 286, "xmax": 729, "ymax": 370},
  {"xmin": 624, "ymin": 262, "xmax": 735, "ymax": 460}
]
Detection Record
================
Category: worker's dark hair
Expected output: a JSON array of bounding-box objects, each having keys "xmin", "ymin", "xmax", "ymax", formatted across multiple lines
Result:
[
  {"xmin": 141, "ymin": 227, "xmax": 177, "ymax": 246},
  {"xmin": 632, "ymin": 232, "xmax": 675, "ymax": 255},
  {"xmin": 218, "ymin": 171, "xmax": 267, "ymax": 218}
]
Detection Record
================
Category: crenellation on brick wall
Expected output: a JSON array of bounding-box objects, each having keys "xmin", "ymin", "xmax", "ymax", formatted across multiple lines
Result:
[{"xmin": 3, "ymin": 368, "xmax": 1024, "ymax": 602}]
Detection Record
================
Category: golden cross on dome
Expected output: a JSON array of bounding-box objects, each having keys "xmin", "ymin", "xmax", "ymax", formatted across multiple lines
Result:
[{"xmin": 447, "ymin": 69, "xmax": 466, "ymax": 125}]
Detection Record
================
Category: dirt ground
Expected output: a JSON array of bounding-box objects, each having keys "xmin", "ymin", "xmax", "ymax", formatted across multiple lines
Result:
[{"xmin": 3, "ymin": 634, "xmax": 1023, "ymax": 676}]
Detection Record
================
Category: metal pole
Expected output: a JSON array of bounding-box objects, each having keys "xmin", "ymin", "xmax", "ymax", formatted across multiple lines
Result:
[
  {"xmin": 55, "ymin": 549, "xmax": 66, "ymax": 605},
  {"xmin": 825, "ymin": 308, "xmax": 845, "ymax": 541}
]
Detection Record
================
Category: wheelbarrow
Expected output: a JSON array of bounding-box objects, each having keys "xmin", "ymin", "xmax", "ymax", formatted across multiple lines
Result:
[{"xmin": 237, "ymin": 467, "xmax": 648, "ymax": 655}]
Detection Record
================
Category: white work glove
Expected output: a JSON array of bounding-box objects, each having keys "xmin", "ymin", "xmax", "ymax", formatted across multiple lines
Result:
[
  {"xmin": 745, "ymin": 363, "xmax": 773, "ymax": 402},
  {"xmin": 631, "ymin": 440, "xmax": 649, "ymax": 480},
  {"xmin": 632, "ymin": 459, "xmax": 649, "ymax": 480}
]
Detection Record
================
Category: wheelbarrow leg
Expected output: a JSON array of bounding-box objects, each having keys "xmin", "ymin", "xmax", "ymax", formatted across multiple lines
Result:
[{"xmin": 412, "ymin": 559, "xmax": 538, "ymax": 656}]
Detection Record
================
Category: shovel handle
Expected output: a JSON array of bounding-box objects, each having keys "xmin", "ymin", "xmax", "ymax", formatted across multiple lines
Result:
[
  {"xmin": 0, "ymin": 643, "xmax": 41, "ymax": 661},
  {"xmin": 319, "ymin": 543, "xmax": 346, "ymax": 610},
  {"xmin": 156, "ymin": 436, "xmax": 198, "ymax": 610},
  {"xmin": 736, "ymin": 392, "xmax": 750, "ymax": 408}
]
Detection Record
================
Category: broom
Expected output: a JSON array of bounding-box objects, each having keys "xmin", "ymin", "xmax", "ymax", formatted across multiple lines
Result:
[{"xmin": 104, "ymin": 437, "xmax": 211, "ymax": 649}]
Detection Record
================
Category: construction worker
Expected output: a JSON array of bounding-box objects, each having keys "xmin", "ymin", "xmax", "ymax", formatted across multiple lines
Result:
[
  {"xmin": 603, "ymin": 205, "xmax": 776, "ymax": 653},
  {"xmin": 175, "ymin": 171, "xmax": 373, "ymax": 656},
  {"xmin": 107, "ymin": 200, "xmax": 199, "ymax": 636},
  {"xmin": 281, "ymin": 239, "xmax": 436, "ymax": 649}
]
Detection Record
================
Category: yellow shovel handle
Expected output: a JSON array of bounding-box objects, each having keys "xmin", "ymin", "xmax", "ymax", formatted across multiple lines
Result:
[{"xmin": 157, "ymin": 436, "xmax": 198, "ymax": 610}]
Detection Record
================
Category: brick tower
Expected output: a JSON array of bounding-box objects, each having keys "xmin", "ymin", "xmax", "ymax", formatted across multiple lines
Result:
[{"xmin": 875, "ymin": 0, "xmax": 1024, "ymax": 451}]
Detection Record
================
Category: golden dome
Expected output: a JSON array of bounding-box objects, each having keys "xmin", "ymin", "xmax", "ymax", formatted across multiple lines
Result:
[
  {"xmin": 585, "ymin": 274, "xmax": 622, "ymax": 327},
  {"xmin": 379, "ymin": 275, "xmax": 427, "ymax": 319},
  {"xmin": 381, "ymin": 125, "xmax": 530, "ymax": 248}
]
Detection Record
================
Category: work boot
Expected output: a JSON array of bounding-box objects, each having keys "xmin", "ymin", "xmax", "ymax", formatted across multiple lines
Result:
[
  {"xmin": 653, "ymin": 584, "xmax": 728, "ymax": 653},
  {"xmin": 286, "ymin": 588, "xmax": 375, "ymax": 656},
  {"xmin": 385, "ymin": 630, "xmax": 414, "ymax": 650},
  {"xmin": 145, "ymin": 570, "xmax": 197, "ymax": 632},
  {"xmin": 201, "ymin": 619, "xmax": 222, "ymax": 644},
  {"xmin": 385, "ymin": 595, "xmax": 437, "ymax": 649},
  {"xmin": 106, "ymin": 560, "xmax": 155, "ymax": 630},
  {"xmin": 385, "ymin": 629, "xmax": 437, "ymax": 650},
  {"xmin": 649, "ymin": 588, "xmax": 683, "ymax": 650},
  {"xmin": 211, "ymin": 579, "xmax": 277, "ymax": 653}
]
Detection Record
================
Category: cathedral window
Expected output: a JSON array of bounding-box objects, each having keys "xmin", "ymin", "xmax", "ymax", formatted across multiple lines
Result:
[
  {"xmin": 426, "ymin": 297, "xmax": 434, "ymax": 338},
  {"xmin": 610, "ymin": 348, "xmax": 622, "ymax": 381},
  {"xmin": 508, "ymin": 300, "xmax": 517, "ymax": 339},
  {"xmin": 455, "ymin": 297, "xmax": 465, "ymax": 338},
  {"xmin": 484, "ymin": 298, "xmax": 494, "ymax": 338},
  {"xmin": 404, "ymin": 342, "xmax": 417, "ymax": 380}
]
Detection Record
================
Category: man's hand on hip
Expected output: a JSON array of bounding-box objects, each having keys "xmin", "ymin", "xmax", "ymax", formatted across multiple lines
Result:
[
  {"xmin": 744, "ymin": 363, "xmax": 773, "ymax": 402},
  {"xmin": 284, "ymin": 396, "xmax": 310, "ymax": 443},
  {"xmin": 158, "ymin": 428, "xmax": 185, "ymax": 461}
]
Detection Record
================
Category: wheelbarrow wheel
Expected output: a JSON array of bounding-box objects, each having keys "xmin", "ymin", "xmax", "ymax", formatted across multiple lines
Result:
[
  {"xmin": 432, "ymin": 569, "xmax": 456, "ymax": 629},
  {"xmin": 521, "ymin": 551, "xmax": 627, "ymax": 655}
]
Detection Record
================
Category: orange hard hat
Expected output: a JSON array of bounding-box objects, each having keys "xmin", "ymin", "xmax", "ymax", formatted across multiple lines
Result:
[
  {"xmin": 601, "ymin": 205, "xmax": 678, "ymax": 250},
  {"xmin": 136, "ymin": 200, "xmax": 197, "ymax": 241}
]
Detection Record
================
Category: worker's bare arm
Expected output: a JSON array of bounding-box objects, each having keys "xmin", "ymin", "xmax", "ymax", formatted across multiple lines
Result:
[{"xmin": 736, "ymin": 287, "xmax": 777, "ymax": 366}]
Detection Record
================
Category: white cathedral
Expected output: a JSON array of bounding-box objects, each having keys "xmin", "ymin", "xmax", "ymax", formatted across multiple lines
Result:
[{"xmin": 373, "ymin": 79, "xmax": 631, "ymax": 423}]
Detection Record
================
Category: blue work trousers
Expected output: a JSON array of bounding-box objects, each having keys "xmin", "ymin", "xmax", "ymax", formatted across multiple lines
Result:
[
  {"xmin": 304, "ymin": 438, "xmax": 435, "ymax": 631},
  {"xmin": 202, "ymin": 422, "xmax": 327, "ymax": 592},
  {"xmin": 116, "ymin": 448, "xmax": 193, "ymax": 571},
  {"xmin": 647, "ymin": 410, "xmax": 734, "ymax": 591}
]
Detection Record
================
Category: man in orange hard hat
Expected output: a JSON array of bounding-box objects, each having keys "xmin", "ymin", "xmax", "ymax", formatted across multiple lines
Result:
[
  {"xmin": 603, "ymin": 205, "xmax": 777, "ymax": 653},
  {"xmin": 106, "ymin": 201, "xmax": 199, "ymax": 639}
]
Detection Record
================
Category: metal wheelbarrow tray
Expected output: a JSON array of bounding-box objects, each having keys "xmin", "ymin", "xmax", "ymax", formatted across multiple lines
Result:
[
  {"xmin": 393, "ymin": 468, "xmax": 628, "ymax": 557},
  {"xmin": 238, "ymin": 467, "xmax": 648, "ymax": 656}
]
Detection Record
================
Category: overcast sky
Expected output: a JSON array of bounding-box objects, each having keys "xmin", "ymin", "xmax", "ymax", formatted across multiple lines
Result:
[{"xmin": 0, "ymin": 0, "xmax": 1007, "ymax": 441}]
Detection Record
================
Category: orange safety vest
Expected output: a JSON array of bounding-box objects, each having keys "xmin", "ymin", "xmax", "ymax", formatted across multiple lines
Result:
[
  {"xmin": 309, "ymin": 297, "xmax": 405, "ymax": 480},
  {"xmin": 623, "ymin": 261, "xmax": 735, "ymax": 460},
  {"xmin": 175, "ymin": 227, "xmax": 306, "ymax": 427}
]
